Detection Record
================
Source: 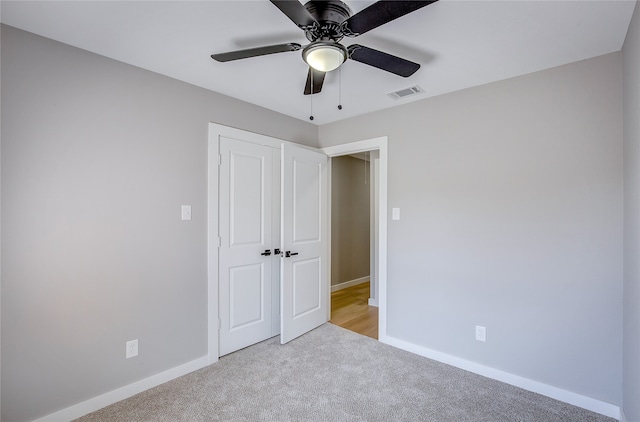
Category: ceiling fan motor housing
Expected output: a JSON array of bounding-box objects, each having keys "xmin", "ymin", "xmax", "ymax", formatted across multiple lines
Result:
[{"xmin": 304, "ymin": 0, "xmax": 352, "ymax": 42}]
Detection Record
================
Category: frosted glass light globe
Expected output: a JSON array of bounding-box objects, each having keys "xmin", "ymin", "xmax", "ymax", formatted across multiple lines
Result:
[{"xmin": 303, "ymin": 42, "xmax": 347, "ymax": 72}]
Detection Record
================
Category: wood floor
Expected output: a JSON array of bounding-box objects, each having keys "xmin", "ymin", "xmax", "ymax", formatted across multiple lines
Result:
[{"xmin": 330, "ymin": 281, "xmax": 378, "ymax": 339}]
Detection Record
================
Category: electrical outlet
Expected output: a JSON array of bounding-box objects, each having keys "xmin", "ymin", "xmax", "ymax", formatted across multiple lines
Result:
[
  {"xmin": 126, "ymin": 339, "xmax": 138, "ymax": 359},
  {"xmin": 475, "ymin": 326, "xmax": 486, "ymax": 342}
]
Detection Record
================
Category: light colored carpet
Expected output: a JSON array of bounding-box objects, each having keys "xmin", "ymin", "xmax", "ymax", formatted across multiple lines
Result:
[{"xmin": 76, "ymin": 323, "xmax": 614, "ymax": 421}]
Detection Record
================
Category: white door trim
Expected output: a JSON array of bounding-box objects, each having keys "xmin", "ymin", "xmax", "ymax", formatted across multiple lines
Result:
[
  {"xmin": 207, "ymin": 125, "xmax": 220, "ymax": 365},
  {"xmin": 321, "ymin": 137, "xmax": 388, "ymax": 341}
]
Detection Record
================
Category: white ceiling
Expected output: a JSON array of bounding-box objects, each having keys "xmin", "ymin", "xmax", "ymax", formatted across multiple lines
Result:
[{"xmin": 1, "ymin": 0, "xmax": 636, "ymax": 125}]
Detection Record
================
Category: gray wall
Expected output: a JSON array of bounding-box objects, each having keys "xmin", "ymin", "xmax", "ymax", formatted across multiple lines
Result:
[
  {"xmin": 0, "ymin": 25, "xmax": 317, "ymax": 422},
  {"xmin": 331, "ymin": 155, "xmax": 370, "ymax": 286},
  {"xmin": 1, "ymin": 18, "xmax": 632, "ymax": 420},
  {"xmin": 319, "ymin": 53, "xmax": 623, "ymax": 404},
  {"xmin": 623, "ymin": 2, "xmax": 640, "ymax": 421}
]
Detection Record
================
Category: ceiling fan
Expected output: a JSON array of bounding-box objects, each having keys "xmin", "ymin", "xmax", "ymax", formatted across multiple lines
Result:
[{"xmin": 211, "ymin": 0, "xmax": 438, "ymax": 95}]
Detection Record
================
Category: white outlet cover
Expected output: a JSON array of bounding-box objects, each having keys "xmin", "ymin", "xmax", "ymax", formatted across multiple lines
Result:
[
  {"xmin": 475, "ymin": 326, "xmax": 486, "ymax": 342},
  {"xmin": 392, "ymin": 208, "xmax": 400, "ymax": 220},
  {"xmin": 126, "ymin": 339, "xmax": 138, "ymax": 359}
]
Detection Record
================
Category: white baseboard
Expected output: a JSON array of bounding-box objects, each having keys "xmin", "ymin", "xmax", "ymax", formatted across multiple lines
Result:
[
  {"xmin": 331, "ymin": 276, "xmax": 369, "ymax": 292},
  {"xmin": 34, "ymin": 356, "xmax": 211, "ymax": 422},
  {"xmin": 381, "ymin": 335, "xmax": 621, "ymax": 421},
  {"xmin": 368, "ymin": 298, "xmax": 379, "ymax": 307}
]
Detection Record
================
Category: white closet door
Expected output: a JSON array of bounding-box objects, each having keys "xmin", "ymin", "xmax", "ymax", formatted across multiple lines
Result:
[
  {"xmin": 219, "ymin": 137, "xmax": 279, "ymax": 356},
  {"xmin": 280, "ymin": 143, "xmax": 329, "ymax": 344}
]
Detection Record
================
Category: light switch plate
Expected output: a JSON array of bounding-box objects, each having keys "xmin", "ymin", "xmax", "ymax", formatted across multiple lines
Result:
[
  {"xmin": 392, "ymin": 208, "xmax": 400, "ymax": 220},
  {"xmin": 181, "ymin": 205, "xmax": 192, "ymax": 221}
]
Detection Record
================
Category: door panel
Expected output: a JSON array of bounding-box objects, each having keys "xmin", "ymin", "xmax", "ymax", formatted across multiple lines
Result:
[
  {"xmin": 229, "ymin": 264, "xmax": 264, "ymax": 330},
  {"xmin": 219, "ymin": 137, "xmax": 278, "ymax": 356},
  {"xmin": 229, "ymin": 152, "xmax": 264, "ymax": 246},
  {"xmin": 292, "ymin": 258, "xmax": 321, "ymax": 317},
  {"xmin": 293, "ymin": 161, "xmax": 321, "ymax": 242},
  {"xmin": 281, "ymin": 143, "xmax": 328, "ymax": 344}
]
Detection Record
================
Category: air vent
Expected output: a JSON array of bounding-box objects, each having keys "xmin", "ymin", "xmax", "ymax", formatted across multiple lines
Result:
[{"xmin": 387, "ymin": 85, "xmax": 424, "ymax": 101}]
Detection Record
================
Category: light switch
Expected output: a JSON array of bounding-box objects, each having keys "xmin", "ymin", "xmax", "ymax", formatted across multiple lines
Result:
[
  {"xmin": 181, "ymin": 205, "xmax": 192, "ymax": 221},
  {"xmin": 392, "ymin": 208, "xmax": 400, "ymax": 220}
]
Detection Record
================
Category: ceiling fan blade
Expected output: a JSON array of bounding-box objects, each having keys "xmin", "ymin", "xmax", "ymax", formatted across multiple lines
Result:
[
  {"xmin": 343, "ymin": 1, "xmax": 438, "ymax": 36},
  {"xmin": 348, "ymin": 45, "xmax": 420, "ymax": 77},
  {"xmin": 211, "ymin": 43, "xmax": 301, "ymax": 62},
  {"xmin": 304, "ymin": 67, "xmax": 326, "ymax": 95},
  {"xmin": 270, "ymin": 0, "xmax": 318, "ymax": 29}
]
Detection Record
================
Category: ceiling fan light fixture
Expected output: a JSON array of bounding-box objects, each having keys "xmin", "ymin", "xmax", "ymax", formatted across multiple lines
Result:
[{"xmin": 302, "ymin": 42, "xmax": 347, "ymax": 72}]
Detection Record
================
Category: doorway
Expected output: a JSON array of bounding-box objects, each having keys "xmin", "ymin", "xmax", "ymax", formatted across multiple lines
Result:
[
  {"xmin": 322, "ymin": 137, "xmax": 388, "ymax": 344},
  {"xmin": 328, "ymin": 153, "xmax": 379, "ymax": 339}
]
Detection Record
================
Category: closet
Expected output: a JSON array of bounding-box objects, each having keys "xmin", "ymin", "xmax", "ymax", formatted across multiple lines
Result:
[{"xmin": 214, "ymin": 126, "xmax": 328, "ymax": 356}]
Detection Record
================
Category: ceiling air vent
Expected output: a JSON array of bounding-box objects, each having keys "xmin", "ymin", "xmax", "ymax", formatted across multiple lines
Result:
[{"xmin": 387, "ymin": 85, "xmax": 424, "ymax": 101}]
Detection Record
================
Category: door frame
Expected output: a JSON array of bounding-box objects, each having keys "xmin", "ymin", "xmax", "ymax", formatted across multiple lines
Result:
[{"xmin": 322, "ymin": 137, "xmax": 388, "ymax": 342}]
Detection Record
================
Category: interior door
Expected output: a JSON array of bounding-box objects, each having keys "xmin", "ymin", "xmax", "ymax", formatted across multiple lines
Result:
[
  {"xmin": 280, "ymin": 143, "xmax": 329, "ymax": 344},
  {"xmin": 219, "ymin": 136, "xmax": 280, "ymax": 356}
]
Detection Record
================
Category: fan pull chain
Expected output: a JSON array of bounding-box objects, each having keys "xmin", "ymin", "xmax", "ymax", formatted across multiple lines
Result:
[
  {"xmin": 338, "ymin": 67, "xmax": 343, "ymax": 111},
  {"xmin": 309, "ymin": 70, "xmax": 314, "ymax": 121}
]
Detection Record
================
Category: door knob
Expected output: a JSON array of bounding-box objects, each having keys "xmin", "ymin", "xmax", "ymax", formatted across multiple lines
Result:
[
  {"xmin": 285, "ymin": 251, "xmax": 299, "ymax": 258},
  {"xmin": 260, "ymin": 249, "xmax": 272, "ymax": 256}
]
